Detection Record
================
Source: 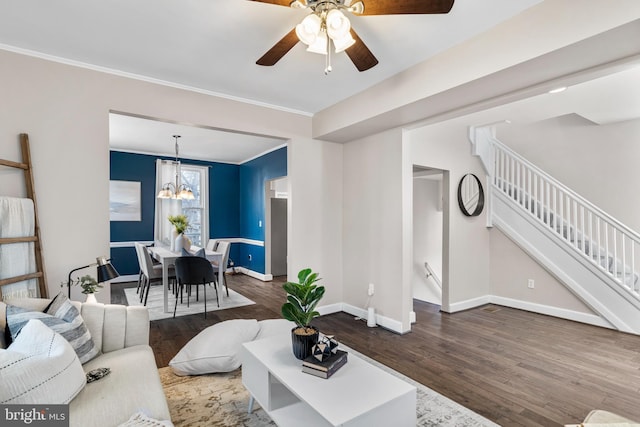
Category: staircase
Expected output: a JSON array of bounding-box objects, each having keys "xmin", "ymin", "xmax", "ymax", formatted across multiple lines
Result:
[{"xmin": 471, "ymin": 126, "xmax": 640, "ymax": 334}]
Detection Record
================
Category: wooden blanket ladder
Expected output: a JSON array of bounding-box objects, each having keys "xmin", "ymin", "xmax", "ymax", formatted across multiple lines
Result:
[{"xmin": 0, "ymin": 133, "xmax": 48, "ymax": 299}]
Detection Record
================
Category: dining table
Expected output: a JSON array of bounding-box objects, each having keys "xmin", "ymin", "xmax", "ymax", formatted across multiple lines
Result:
[{"xmin": 148, "ymin": 244, "xmax": 224, "ymax": 313}]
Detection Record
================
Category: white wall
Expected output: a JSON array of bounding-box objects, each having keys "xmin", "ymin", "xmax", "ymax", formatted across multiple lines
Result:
[
  {"xmin": 408, "ymin": 124, "xmax": 491, "ymax": 311},
  {"xmin": 490, "ymin": 228, "xmax": 595, "ymax": 314},
  {"xmin": 0, "ymin": 49, "xmax": 319, "ymax": 303},
  {"xmin": 498, "ymin": 117, "xmax": 640, "ymax": 232},
  {"xmin": 412, "ymin": 177, "xmax": 443, "ymax": 305},
  {"xmin": 288, "ymin": 138, "xmax": 343, "ymax": 308},
  {"xmin": 342, "ymin": 128, "xmax": 408, "ymax": 330}
]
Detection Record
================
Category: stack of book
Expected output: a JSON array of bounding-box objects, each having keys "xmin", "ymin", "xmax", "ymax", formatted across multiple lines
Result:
[{"xmin": 302, "ymin": 349, "xmax": 348, "ymax": 379}]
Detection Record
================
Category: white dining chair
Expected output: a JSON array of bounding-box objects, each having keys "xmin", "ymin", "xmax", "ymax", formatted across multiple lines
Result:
[
  {"xmin": 206, "ymin": 239, "xmax": 219, "ymax": 251},
  {"xmin": 211, "ymin": 241, "xmax": 231, "ymax": 297},
  {"xmin": 135, "ymin": 242, "xmax": 175, "ymax": 306}
]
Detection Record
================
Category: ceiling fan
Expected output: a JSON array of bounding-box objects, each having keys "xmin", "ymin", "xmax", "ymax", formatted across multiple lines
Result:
[{"xmin": 251, "ymin": 0, "xmax": 455, "ymax": 73}]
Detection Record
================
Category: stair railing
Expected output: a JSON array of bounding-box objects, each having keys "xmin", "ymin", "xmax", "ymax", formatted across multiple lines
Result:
[
  {"xmin": 424, "ymin": 262, "xmax": 442, "ymax": 289},
  {"xmin": 491, "ymin": 139, "xmax": 640, "ymax": 296}
]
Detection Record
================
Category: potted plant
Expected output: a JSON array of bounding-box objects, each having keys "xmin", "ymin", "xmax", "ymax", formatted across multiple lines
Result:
[
  {"xmin": 76, "ymin": 275, "xmax": 102, "ymax": 303},
  {"xmin": 168, "ymin": 214, "xmax": 190, "ymax": 251},
  {"xmin": 282, "ymin": 268, "xmax": 325, "ymax": 360}
]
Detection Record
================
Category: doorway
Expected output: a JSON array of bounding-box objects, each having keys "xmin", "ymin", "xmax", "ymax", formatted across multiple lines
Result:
[
  {"xmin": 412, "ymin": 166, "xmax": 444, "ymax": 308},
  {"xmin": 265, "ymin": 177, "xmax": 288, "ymax": 278}
]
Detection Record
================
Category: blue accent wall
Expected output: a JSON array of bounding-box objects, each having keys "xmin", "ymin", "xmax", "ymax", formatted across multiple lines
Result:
[
  {"xmin": 110, "ymin": 151, "xmax": 241, "ymax": 275},
  {"xmin": 238, "ymin": 147, "xmax": 287, "ymax": 274},
  {"xmin": 110, "ymin": 147, "xmax": 286, "ymax": 277}
]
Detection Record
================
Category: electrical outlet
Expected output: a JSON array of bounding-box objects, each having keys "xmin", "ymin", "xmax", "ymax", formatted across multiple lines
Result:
[
  {"xmin": 368, "ymin": 283, "xmax": 375, "ymax": 296},
  {"xmin": 528, "ymin": 279, "xmax": 535, "ymax": 289},
  {"xmin": 248, "ymin": 254, "xmax": 252, "ymax": 261}
]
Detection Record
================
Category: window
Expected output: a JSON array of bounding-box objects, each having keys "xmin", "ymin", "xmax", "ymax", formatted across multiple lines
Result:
[
  {"xmin": 180, "ymin": 164, "xmax": 209, "ymax": 247},
  {"xmin": 154, "ymin": 161, "xmax": 209, "ymax": 248}
]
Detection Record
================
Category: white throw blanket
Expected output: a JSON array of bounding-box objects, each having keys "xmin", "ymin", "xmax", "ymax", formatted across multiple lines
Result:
[{"xmin": 0, "ymin": 197, "xmax": 38, "ymax": 300}]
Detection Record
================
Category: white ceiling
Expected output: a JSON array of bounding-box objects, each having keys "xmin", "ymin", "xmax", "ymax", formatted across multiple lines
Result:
[
  {"xmin": 0, "ymin": 0, "xmax": 540, "ymax": 114},
  {"xmin": 414, "ymin": 65, "xmax": 640, "ymax": 135},
  {"xmin": 109, "ymin": 113, "xmax": 286, "ymax": 164},
  {"xmin": 3, "ymin": 0, "xmax": 637, "ymax": 163}
]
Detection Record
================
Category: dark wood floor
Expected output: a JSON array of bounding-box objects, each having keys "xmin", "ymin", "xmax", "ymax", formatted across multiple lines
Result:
[{"xmin": 111, "ymin": 274, "xmax": 640, "ymax": 426}]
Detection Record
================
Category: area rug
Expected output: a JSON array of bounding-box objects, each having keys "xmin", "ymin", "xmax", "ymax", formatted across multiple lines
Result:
[
  {"xmin": 159, "ymin": 345, "xmax": 498, "ymax": 427},
  {"xmin": 124, "ymin": 285, "xmax": 255, "ymax": 321}
]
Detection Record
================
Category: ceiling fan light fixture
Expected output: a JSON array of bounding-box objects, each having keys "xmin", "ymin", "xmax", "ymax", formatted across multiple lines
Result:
[
  {"xmin": 296, "ymin": 13, "xmax": 321, "ymax": 45},
  {"xmin": 326, "ymin": 9, "xmax": 350, "ymax": 40},
  {"xmin": 306, "ymin": 30, "xmax": 328, "ymax": 54},
  {"xmin": 333, "ymin": 31, "xmax": 355, "ymax": 53}
]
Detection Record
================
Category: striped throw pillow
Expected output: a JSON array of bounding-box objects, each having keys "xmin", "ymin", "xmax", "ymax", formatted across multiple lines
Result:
[{"xmin": 6, "ymin": 293, "xmax": 100, "ymax": 364}]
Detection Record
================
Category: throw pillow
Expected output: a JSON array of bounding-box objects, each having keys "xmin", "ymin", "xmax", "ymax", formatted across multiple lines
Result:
[
  {"xmin": 0, "ymin": 319, "xmax": 86, "ymax": 404},
  {"xmin": 6, "ymin": 293, "xmax": 100, "ymax": 364},
  {"xmin": 254, "ymin": 318, "xmax": 296, "ymax": 341},
  {"xmin": 169, "ymin": 319, "xmax": 260, "ymax": 376},
  {"xmin": 181, "ymin": 247, "xmax": 206, "ymax": 258}
]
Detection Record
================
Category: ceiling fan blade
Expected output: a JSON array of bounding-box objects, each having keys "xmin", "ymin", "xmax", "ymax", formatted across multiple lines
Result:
[
  {"xmin": 356, "ymin": 0, "xmax": 454, "ymax": 15},
  {"xmin": 345, "ymin": 29, "xmax": 378, "ymax": 72},
  {"xmin": 249, "ymin": 0, "xmax": 296, "ymax": 6},
  {"xmin": 256, "ymin": 28, "xmax": 300, "ymax": 66}
]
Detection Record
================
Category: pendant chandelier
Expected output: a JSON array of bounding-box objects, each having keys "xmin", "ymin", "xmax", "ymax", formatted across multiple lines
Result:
[{"xmin": 156, "ymin": 135, "xmax": 195, "ymax": 200}]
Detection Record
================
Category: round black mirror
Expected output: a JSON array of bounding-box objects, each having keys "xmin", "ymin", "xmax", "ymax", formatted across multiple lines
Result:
[{"xmin": 457, "ymin": 173, "xmax": 484, "ymax": 217}]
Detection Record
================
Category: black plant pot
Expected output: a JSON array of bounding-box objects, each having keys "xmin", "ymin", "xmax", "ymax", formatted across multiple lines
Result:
[{"xmin": 290, "ymin": 326, "xmax": 319, "ymax": 360}]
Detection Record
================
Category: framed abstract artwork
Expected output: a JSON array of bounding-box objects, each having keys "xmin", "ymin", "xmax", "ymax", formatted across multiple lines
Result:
[{"xmin": 109, "ymin": 180, "xmax": 141, "ymax": 221}]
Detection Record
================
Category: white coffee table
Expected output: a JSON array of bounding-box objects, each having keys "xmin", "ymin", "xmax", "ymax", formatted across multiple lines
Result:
[{"xmin": 241, "ymin": 334, "xmax": 416, "ymax": 427}]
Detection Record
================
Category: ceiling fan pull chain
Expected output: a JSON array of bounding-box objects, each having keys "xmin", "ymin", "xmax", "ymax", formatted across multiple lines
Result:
[{"xmin": 325, "ymin": 34, "xmax": 332, "ymax": 74}]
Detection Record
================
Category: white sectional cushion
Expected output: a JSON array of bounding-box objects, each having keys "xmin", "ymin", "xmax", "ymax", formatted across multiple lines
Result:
[
  {"xmin": 6, "ymin": 293, "xmax": 100, "ymax": 364},
  {"xmin": 71, "ymin": 345, "xmax": 171, "ymax": 427},
  {"xmin": 0, "ymin": 319, "xmax": 86, "ymax": 404},
  {"xmin": 169, "ymin": 319, "xmax": 260, "ymax": 375}
]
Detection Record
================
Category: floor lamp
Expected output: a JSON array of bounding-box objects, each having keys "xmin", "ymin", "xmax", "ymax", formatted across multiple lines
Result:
[{"xmin": 67, "ymin": 256, "xmax": 119, "ymax": 298}]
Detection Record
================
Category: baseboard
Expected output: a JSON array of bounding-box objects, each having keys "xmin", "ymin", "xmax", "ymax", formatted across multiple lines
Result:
[
  {"xmin": 114, "ymin": 268, "xmax": 272, "ymax": 284},
  {"xmin": 317, "ymin": 303, "xmax": 343, "ymax": 316},
  {"xmin": 235, "ymin": 267, "xmax": 272, "ymax": 282},
  {"xmin": 446, "ymin": 295, "xmax": 492, "ymax": 313},
  {"xmin": 445, "ymin": 293, "xmax": 612, "ymax": 329},
  {"xmin": 490, "ymin": 296, "xmax": 612, "ymax": 329},
  {"xmin": 341, "ymin": 303, "xmax": 408, "ymax": 334}
]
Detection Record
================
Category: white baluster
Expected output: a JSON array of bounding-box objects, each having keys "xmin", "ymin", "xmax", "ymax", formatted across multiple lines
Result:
[
  {"xmin": 613, "ymin": 227, "xmax": 618, "ymax": 281},
  {"xmin": 573, "ymin": 199, "xmax": 578, "ymax": 249},
  {"xmin": 605, "ymin": 223, "xmax": 610, "ymax": 275},
  {"xmin": 632, "ymin": 242, "xmax": 637, "ymax": 292},
  {"xmin": 622, "ymin": 234, "xmax": 627, "ymax": 288}
]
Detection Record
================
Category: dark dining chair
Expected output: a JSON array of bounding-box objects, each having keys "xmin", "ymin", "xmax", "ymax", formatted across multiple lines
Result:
[{"xmin": 173, "ymin": 256, "xmax": 218, "ymax": 319}]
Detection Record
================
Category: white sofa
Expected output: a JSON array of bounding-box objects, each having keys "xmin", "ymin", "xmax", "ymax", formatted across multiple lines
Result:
[{"xmin": 0, "ymin": 298, "xmax": 171, "ymax": 427}]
